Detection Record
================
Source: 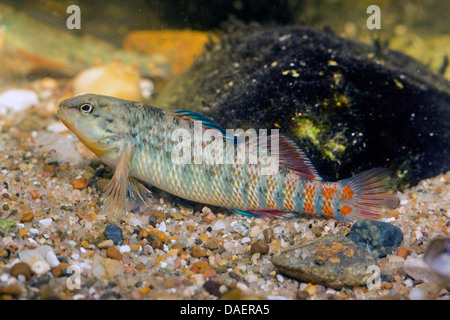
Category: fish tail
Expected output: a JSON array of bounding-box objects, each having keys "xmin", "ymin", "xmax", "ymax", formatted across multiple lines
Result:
[{"xmin": 337, "ymin": 168, "xmax": 399, "ymax": 221}]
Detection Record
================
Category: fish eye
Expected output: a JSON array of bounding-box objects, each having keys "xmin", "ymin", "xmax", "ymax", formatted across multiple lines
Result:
[{"xmin": 79, "ymin": 103, "xmax": 94, "ymax": 114}]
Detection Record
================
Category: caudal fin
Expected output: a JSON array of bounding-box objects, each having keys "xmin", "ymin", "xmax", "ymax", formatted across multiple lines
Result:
[{"xmin": 339, "ymin": 168, "xmax": 399, "ymax": 221}]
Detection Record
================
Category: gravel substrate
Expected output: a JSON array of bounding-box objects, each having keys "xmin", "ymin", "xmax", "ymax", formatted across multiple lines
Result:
[{"xmin": 0, "ymin": 85, "xmax": 449, "ymax": 300}]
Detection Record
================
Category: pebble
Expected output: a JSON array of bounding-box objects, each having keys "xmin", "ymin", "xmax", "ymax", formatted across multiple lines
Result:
[
  {"xmin": 18, "ymin": 248, "xmax": 45, "ymax": 266},
  {"xmin": 250, "ymin": 241, "xmax": 270, "ymax": 255},
  {"xmin": 403, "ymin": 256, "xmax": 442, "ymax": 284},
  {"xmin": 408, "ymin": 287, "xmax": 426, "ymax": 300},
  {"xmin": 0, "ymin": 285, "xmax": 22, "ymax": 297},
  {"xmin": 20, "ymin": 212, "xmax": 34, "ymax": 223},
  {"xmin": 119, "ymin": 245, "xmax": 131, "ymax": 254},
  {"xmin": 45, "ymin": 250, "xmax": 60, "ymax": 268},
  {"xmin": 9, "ymin": 262, "xmax": 32, "ymax": 280},
  {"xmin": 104, "ymin": 224, "xmax": 124, "ymax": 245},
  {"xmin": 157, "ymin": 221, "xmax": 167, "ymax": 232},
  {"xmin": 272, "ymin": 234, "xmax": 377, "ymax": 289},
  {"xmin": 92, "ymin": 255, "xmax": 125, "ymax": 279},
  {"xmin": 97, "ymin": 239, "xmax": 114, "ymax": 249},
  {"xmin": 31, "ymin": 260, "xmax": 51, "ymax": 275},
  {"xmin": 0, "ymin": 247, "xmax": 9, "ymax": 258},
  {"xmin": 233, "ymin": 221, "xmax": 250, "ymax": 236},
  {"xmin": 0, "ymin": 89, "xmax": 39, "ymax": 114},
  {"xmin": 192, "ymin": 245, "xmax": 207, "ymax": 258},
  {"xmin": 39, "ymin": 218, "xmax": 52, "ymax": 227},
  {"xmin": 106, "ymin": 247, "xmax": 123, "ymax": 261},
  {"xmin": 72, "ymin": 177, "xmax": 88, "ymax": 190},
  {"xmin": 346, "ymin": 220, "xmax": 403, "ymax": 258},
  {"xmin": 73, "ymin": 62, "xmax": 142, "ymax": 101},
  {"xmin": 212, "ymin": 219, "xmax": 226, "ymax": 231}
]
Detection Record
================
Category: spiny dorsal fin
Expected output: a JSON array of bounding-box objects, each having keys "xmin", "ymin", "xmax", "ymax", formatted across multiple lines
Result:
[
  {"xmin": 247, "ymin": 133, "xmax": 322, "ymax": 180},
  {"xmin": 172, "ymin": 110, "xmax": 228, "ymax": 137}
]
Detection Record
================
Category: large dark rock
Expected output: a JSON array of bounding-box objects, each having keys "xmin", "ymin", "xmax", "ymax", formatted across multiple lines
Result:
[
  {"xmin": 347, "ymin": 220, "xmax": 403, "ymax": 258},
  {"xmin": 155, "ymin": 25, "xmax": 450, "ymax": 188}
]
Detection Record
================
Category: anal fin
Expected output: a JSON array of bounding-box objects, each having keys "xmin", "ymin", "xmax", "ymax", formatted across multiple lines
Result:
[{"xmin": 232, "ymin": 209, "xmax": 298, "ymax": 219}]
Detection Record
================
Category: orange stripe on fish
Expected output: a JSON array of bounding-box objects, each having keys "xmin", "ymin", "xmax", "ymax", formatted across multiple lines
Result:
[
  {"xmin": 322, "ymin": 184, "xmax": 337, "ymax": 216},
  {"xmin": 342, "ymin": 184, "xmax": 354, "ymax": 201},
  {"xmin": 303, "ymin": 182, "xmax": 316, "ymax": 214},
  {"xmin": 283, "ymin": 174, "xmax": 297, "ymax": 211}
]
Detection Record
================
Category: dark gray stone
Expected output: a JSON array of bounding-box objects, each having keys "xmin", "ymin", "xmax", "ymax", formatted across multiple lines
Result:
[
  {"xmin": 104, "ymin": 224, "xmax": 123, "ymax": 245},
  {"xmin": 347, "ymin": 220, "xmax": 403, "ymax": 258}
]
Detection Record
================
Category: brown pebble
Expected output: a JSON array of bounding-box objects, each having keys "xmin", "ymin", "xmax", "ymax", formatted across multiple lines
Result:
[
  {"xmin": 250, "ymin": 241, "xmax": 270, "ymax": 255},
  {"xmin": 10, "ymin": 262, "xmax": 32, "ymax": 280},
  {"xmin": 52, "ymin": 263, "xmax": 70, "ymax": 277},
  {"xmin": 43, "ymin": 164, "xmax": 56, "ymax": 176},
  {"xmin": 263, "ymin": 228, "xmax": 273, "ymax": 243},
  {"xmin": 18, "ymin": 228, "xmax": 27, "ymax": 237},
  {"xmin": 0, "ymin": 247, "xmax": 9, "ymax": 258},
  {"xmin": 397, "ymin": 247, "xmax": 412, "ymax": 259},
  {"xmin": 97, "ymin": 239, "xmax": 114, "ymax": 249},
  {"xmin": 192, "ymin": 245, "xmax": 207, "ymax": 258},
  {"xmin": 135, "ymin": 263, "xmax": 145, "ymax": 271},
  {"xmin": 80, "ymin": 240, "xmax": 89, "ymax": 249},
  {"xmin": 151, "ymin": 238, "xmax": 164, "ymax": 250},
  {"xmin": 20, "ymin": 212, "xmax": 34, "ymax": 223},
  {"xmin": 187, "ymin": 225, "xmax": 195, "ymax": 232},
  {"xmin": 106, "ymin": 246, "xmax": 123, "ymax": 261},
  {"xmin": 129, "ymin": 244, "xmax": 140, "ymax": 252},
  {"xmin": 0, "ymin": 285, "xmax": 21, "ymax": 296},
  {"xmin": 72, "ymin": 177, "xmax": 88, "ymax": 190},
  {"xmin": 30, "ymin": 190, "xmax": 40, "ymax": 199},
  {"xmin": 203, "ymin": 212, "xmax": 216, "ymax": 223}
]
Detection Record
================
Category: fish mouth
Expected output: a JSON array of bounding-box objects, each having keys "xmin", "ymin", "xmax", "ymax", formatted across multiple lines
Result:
[{"xmin": 57, "ymin": 108, "xmax": 109, "ymax": 156}]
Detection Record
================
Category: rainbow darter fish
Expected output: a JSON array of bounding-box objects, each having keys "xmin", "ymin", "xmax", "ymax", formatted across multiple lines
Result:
[{"xmin": 57, "ymin": 94, "xmax": 399, "ymax": 224}]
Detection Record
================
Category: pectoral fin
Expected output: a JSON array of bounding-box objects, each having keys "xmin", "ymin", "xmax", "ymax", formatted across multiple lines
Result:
[{"xmin": 103, "ymin": 147, "xmax": 132, "ymax": 224}]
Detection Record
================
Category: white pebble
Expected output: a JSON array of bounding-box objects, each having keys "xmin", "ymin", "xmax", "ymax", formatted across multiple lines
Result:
[
  {"xmin": 212, "ymin": 219, "xmax": 225, "ymax": 231},
  {"xmin": 245, "ymin": 274, "xmax": 258, "ymax": 283},
  {"xmin": 29, "ymin": 228, "xmax": 39, "ymax": 234},
  {"xmin": 157, "ymin": 221, "xmax": 166, "ymax": 232},
  {"xmin": 119, "ymin": 245, "xmax": 131, "ymax": 254},
  {"xmin": 276, "ymin": 274, "xmax": 285, "ymax": 283},
  {"xmin": 400, "ymin": 199, "xmax": 408, "ymax": 206},
  {"xmin": 241, "ymin": 237, "xmax": 251, "ymax": 243},
  {"xmin": 409, "ymin": 287, "xmax": 425, "ymax": 300},
  {"xmin": 46, "ymin": 122, "xmax": 68, "ymax": 133},
  {"xmin": 31, "ymin": 261, "xmax": 51, "ymax": 275},
  {"xmin": 46, "ymin": 250, "xmax": 60, "ymax": 268},
  {"xmin": 71, "ymin": 253, "xmax": 80, "ymax": 261},
  {"xmin": 39, "ymin": 218, "xmax": 52, "ymax": 227},
  {"xmin": 0, "ymin": 89, "xmax": 39, "ymax": 114}
]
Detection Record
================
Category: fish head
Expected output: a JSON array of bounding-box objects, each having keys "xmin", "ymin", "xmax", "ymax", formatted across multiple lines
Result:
[{"xmin": 57, "ymin": 93, "xmax": 134, "ymax": 165}]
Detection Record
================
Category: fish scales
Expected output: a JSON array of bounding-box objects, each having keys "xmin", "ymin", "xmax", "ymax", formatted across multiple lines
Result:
[{"xmin": 57, "ymin": 94, "xmax": 399, "ymax": 224}]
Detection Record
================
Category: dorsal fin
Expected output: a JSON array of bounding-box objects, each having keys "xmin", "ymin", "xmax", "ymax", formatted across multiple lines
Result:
[
  {"xmin": 247, "ymin": 133, "xmax": 322, "ymax": 180},
  {"xmin": 171, "ymin": 110, "xmax": 227, "ymax": 136}
]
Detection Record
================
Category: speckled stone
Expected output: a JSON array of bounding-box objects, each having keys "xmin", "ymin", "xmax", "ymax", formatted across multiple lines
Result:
[
  {"xmin": 271, "ymin": 234, "xmax": 377, "ymax": 289},
  {"xmin": 104, "ymin": 224, "xmax": 123, "ymax": 245},
  {"xmin": 346, "ymin": 220, "xmax": 403, "ymax": 258}
]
